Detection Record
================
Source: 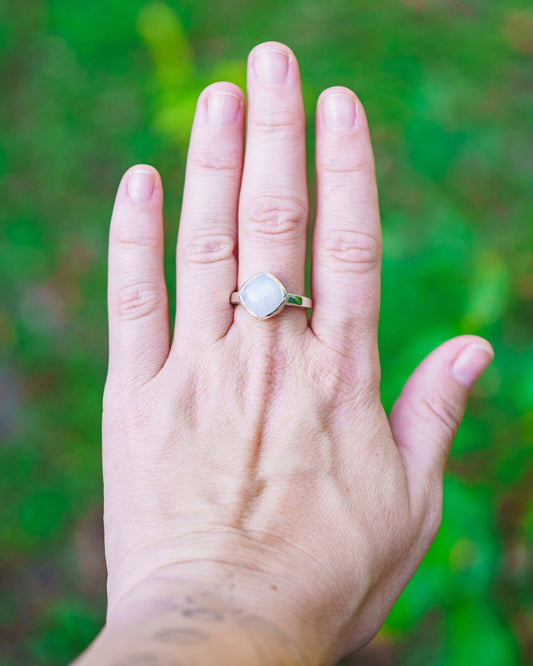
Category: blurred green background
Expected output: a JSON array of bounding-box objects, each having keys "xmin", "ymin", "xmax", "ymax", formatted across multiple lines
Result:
[{"xmin": 0, "ymin": 0, "xmax": 532, "ymax": 664}]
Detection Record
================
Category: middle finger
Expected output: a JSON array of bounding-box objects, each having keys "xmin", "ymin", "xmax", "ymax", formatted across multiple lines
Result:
[{"xmin": 237, "ymin": 42, "xmax": 308, "ymax": 304}]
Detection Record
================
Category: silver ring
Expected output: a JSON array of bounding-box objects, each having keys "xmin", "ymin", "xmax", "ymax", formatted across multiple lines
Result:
[{"xmin": 230, "ymin": 272, "xmax": 312, "ymax": 320}]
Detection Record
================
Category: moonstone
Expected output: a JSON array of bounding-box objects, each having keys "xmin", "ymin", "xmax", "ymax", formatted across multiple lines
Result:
[{"xmin": 240, "ymin": 273, "xmax": 285, "ymax": 318}]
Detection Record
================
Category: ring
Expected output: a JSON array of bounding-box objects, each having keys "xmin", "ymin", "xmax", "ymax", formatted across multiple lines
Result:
[{"xmin": 230, "ymin": 272, "xmax": 312, "ymax": 319}]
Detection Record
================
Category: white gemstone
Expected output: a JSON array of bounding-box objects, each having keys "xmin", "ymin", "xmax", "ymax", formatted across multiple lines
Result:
[{"xmin": 240, "ymin": 273, "xmax": 285, "ymax": 318}]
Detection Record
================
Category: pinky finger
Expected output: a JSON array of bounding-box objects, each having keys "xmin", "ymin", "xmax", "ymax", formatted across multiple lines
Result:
[{"xmin": 107, "ymin": 165, "xmax": 170, "ymax": 386}]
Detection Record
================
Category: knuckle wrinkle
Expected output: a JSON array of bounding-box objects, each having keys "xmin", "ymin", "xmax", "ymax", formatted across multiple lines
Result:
[
  {"xmin": 183, "ymin": 232, "xmax": 236, "ymax": 265},
  {"xmin": 244, "ymin": 196, "xmax": 307, "ymax": 240},
  {"xmin": 192, "ymin": 149, "xmax": 241, "ymax": 173},
  {"xmin": 253, "ymin": 108, "xmax": 301, "ymax": 135},
  {"xmin": 323, "ymin": 230, "xmax": 380, "ymax": 274},
  {"xmin": 115, "ymin": 283, "xmax": 166, "ymax": 321}
]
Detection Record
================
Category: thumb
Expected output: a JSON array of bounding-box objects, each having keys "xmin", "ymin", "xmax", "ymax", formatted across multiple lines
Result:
[{"xmin": 389, "ymin": 336, "xmax": 494, "ymax": 496}]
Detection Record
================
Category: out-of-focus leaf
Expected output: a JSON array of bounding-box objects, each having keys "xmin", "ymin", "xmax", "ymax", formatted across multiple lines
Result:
[
  {"xmin": 443, "ymin": 600, "xmax": 519, "ymax": 666},
  {"xmin": 136, "ymin": 1, "xmax": 194, "ymax": 90},
  {"xmin": 19, "ymin": 486, "xmax": 70, "ymax": 541},
  {"xmin": 461, "ymin": 250, "xmax": 509, "ymax": 332},
  {"xmin": 28, "ymin": 598, "xmax": 104, "ymax": 665},
  {"xmin": 386, "ymin": 477, "xmax": 499, "ymax": 631},
  {"xmin": 137, "ymin": 2, "xmax": 200, "ymax": 146},
  {"xmin": 209, "ymin": 61, "xmax": 247, "ymax": 94}
]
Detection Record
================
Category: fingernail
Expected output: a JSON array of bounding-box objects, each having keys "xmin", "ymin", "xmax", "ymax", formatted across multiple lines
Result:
[
  {"xmin": 127, "ymin": 168, "xmax": 155, "ymax": 202},
  {"xmin": 252, "ymin": 49, "xmax": 289, "ymax": 84},
  {"xmin": 323, "ymin": 92, "xmax": 357, "ymax": 131},
  {"xmin": 452, "ymin": 344, "xmax": 494, "ymax": 389},
  {"xmin": 207, "ymin": 91, "xmax": 242, "ymax": 126}
]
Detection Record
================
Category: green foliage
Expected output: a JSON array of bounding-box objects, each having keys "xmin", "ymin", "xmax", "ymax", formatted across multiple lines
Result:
[
  {"xmin": 386, "ymin": 480, "xmax": 519, "ymax": 665},
  {"xmin": 1, "ymin": 0, "xmax": 532, "ymax": 664},
  {"xmin": 462, "ymin": 250, "xmax": 510, "ymax": 333},
  {"xmin": 27, "ymin": 598, "xmax": 104, "ymax": 665},
  {"xmin": 137, "ymin": 2, "xmax": 246, "ymax": 145},
  {"xmin": 388, "ymin": 479, "xmax": 499, "ymax": 630}
]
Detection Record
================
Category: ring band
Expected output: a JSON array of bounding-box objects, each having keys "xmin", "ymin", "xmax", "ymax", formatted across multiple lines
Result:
[{"xmin": 231, "ymin": 272, "xmax": 312, "ymax": 319}]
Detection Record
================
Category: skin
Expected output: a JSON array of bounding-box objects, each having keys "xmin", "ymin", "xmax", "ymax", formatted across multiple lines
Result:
[{"xmin": 74, "ymin": 42, "xmax": 494, "ymax": 665}]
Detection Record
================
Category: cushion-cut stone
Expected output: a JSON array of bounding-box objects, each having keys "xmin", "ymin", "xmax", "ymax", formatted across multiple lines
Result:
[{"xmin": 240, "ymin": 273, "xmax": 285, "ymax": 318}]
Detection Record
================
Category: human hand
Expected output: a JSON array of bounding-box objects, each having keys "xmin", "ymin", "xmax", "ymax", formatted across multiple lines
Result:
[{"xmin": 98, "ymin": 41, "xmax": 493, "ymax": 664}]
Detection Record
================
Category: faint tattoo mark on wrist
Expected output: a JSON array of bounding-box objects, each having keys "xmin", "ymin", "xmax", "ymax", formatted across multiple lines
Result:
[
  {"xmin": 153, "ymin": 626, "xmax": 208, "ymax": 646},
  {"xmin": 180, "ymin": 606, "xmax": 224, "ymax": 621},
  {"xmin": 111, "ymin": 655, "xmax": 183, "ymax": 666},
  {"xmin": 119, "ymin": 591, "xmax": 312, "ymax": 666}
]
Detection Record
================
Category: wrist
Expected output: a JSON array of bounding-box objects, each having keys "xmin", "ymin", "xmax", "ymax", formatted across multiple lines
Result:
[
  {"xmin": 102, "ymin": 566, "xmax": 335, "ymax": 666},
  {"xmin": 105, "ymin": 530, "xmax": 351, "ymax": 663}
]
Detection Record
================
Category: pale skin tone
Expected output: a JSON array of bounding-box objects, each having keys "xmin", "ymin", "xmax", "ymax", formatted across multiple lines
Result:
[{"xmin": 74, "ymin": 42, "xmax": 494, "ymax": 665}]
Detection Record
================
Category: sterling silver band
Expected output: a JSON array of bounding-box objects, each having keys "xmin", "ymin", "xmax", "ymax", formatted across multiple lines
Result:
[
  {"xmin": 230, "ymin": 293, "xmax": 312, "ymax": 307},
  {"xmin": 231, "ymin": 272, "xmax": 312, "ymax": 320}
]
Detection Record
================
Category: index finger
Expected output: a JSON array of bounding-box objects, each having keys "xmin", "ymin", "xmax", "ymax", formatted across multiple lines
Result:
[{"xmin": 310, "ymin": 88, "xmax": 381, "ymax": 367}]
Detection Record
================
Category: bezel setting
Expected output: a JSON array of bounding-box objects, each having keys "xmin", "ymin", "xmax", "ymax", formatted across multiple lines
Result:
[{"xmin": 238, "ymin": 272, "xmax": 288, "ymax": 319}]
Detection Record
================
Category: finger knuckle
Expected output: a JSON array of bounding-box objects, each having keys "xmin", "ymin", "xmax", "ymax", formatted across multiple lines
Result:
[
  {"xmin": 191, "ymin": 148, "xmax": 242, "ymax": 173},
  {"xmin": 243, "ymin": 195, "xmax": 307, "ymax": 241},
  {"xmin": 182, "ymin": 231, "xmax": 236, "ymax": 265},
  {"xmin": 253, "ymin": 108, "xmax": 302, "ymax": 137},
  {"xmin": 114, "ymin": 282, "xmax": 166, "ymax": 321},
  {"xmin": 319, "ymin": 153, "xmax": 379, "ymax": 204},
  {"xmin": 114, "ymin": 231, "xmax": 160, "ymax": 251},
  {"xmin": 311, "ymin": 345, "xmax": 378, "ymax": 410},
  {"xmin": 321, "ymin": 154, "xmax": 374, "ymax": 178},
  {"xmin": 322, "ymin": 230, "xmax": 381, "ymax": 274},
  {"xmin": 419, "ymin": 392, "xmax": 460, "ymax": 442}
]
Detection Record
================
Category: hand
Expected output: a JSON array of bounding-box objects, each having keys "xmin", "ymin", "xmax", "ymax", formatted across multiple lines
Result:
[{"xmin": 99, "ymin": 41, "xmax": 493, "ymax": 664}]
